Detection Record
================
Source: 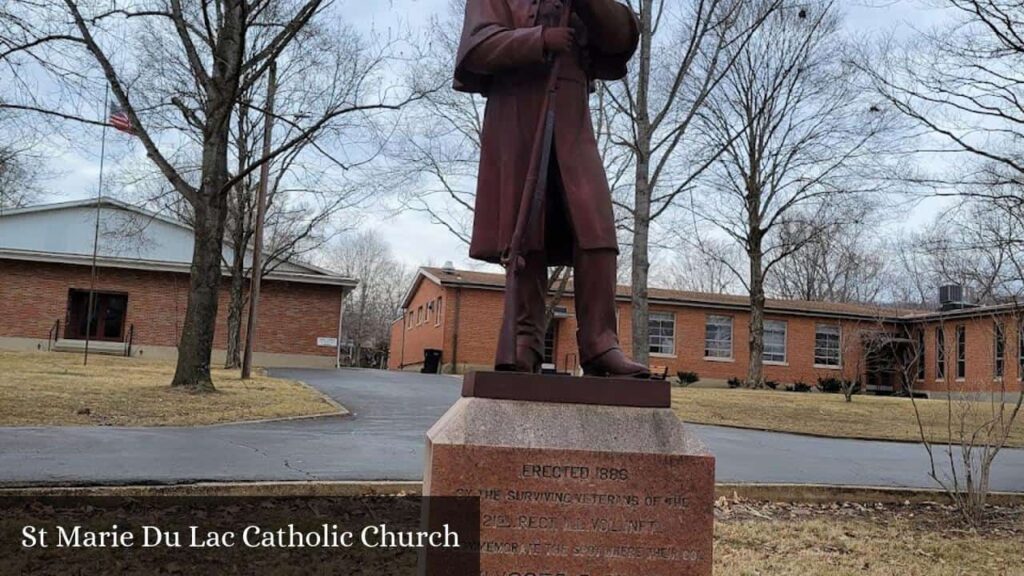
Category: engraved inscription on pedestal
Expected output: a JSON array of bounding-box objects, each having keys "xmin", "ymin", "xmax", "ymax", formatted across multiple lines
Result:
[{"xmin": 423, "ymin": 394, "xmax": 715, "ymax": 576}]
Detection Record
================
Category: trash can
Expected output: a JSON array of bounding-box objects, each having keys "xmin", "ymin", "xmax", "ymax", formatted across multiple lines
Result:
[{"xmin": 422, "ymin": 349, "xmax": 443, "ymax": 374}]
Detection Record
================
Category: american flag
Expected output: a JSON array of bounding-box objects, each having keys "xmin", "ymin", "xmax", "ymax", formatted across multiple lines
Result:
[{"xmin": 109, "ymin": 103, "xmax": 135, "ymax": 135}]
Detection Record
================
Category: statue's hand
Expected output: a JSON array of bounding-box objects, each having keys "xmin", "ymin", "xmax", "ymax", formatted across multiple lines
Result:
[{"xmin": 543, "ymin": 27, "xmax": 576, "ymax": 54}]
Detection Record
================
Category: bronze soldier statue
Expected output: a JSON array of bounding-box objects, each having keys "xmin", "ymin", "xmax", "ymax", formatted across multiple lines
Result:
[{"xmin": 454, "ymin": 0, "xmax": 649, "ymax": 377}]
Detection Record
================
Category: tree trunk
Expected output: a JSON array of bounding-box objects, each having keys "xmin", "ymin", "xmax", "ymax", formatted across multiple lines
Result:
[
  {"xmin": 223, "ymin": 245, "xmax": 245, "ymax": 370},
  {"xmin": 747, "ymin": 236, "xmax": 766, "ymax": 388},
  {"xmin": 170, "ymin": 0, "xmax": 243, "ymax": 390},
  {"xmin": 172, "ymin": 194, "xmax": 229, "ymax": 391},
  {"xmin": 630, "ymin": 0, "xmax": 654, "ymax": 366},
  {"xmin": 225, "ymin": 106, "xmax": 251, "ymax": 370},
  {"xmin": 631, "ymin": 165, "xmax": 651, "ymax": 365}
]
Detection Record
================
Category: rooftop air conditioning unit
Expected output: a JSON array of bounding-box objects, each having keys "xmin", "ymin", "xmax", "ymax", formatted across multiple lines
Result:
[{"xmin": 939, "ymin": 284, "xmax": 966, "ymax": 311}]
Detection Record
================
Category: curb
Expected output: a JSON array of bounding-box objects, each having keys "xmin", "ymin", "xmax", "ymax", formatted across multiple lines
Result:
[
  {"xmin": 714, "ymin": 483, "xmax": 1024, "ymax": 506},
  {"xmin": 0, "ymin": 481, "xmax": 421, "ymax": 497},
  {"xmin": 2, "ymin": 481, "xmax": 1021, "ymax": 505}
]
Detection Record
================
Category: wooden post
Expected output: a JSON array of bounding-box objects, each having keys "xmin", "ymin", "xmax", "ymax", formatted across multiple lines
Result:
[{"xmin": 241, "ymin": 62, "xmax": 277, "ymax": 380}]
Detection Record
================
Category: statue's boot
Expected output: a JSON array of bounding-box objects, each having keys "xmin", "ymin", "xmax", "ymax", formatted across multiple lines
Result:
[
  {"xmin": 574, "ymin": 248, "xmax": 650, "ymax": 377},
  {"xmin": 582, "ymin": 347, "xmax": 650, "ymax": 378},
  {"xmin": 515, "ymin": 344, "xmax": 542, "ymax": 374}
]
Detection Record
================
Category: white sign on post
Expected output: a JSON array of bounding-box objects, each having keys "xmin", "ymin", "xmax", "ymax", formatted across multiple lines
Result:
[{"xmin": 317, "ymin": 337, "xmax": 339, "ymax": 348}]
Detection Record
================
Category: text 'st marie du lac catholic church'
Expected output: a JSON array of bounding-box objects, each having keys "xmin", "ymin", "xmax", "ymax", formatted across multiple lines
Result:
[{"xmin": 0, "ymin": 198, "xmax": 357, "ymax": 367}]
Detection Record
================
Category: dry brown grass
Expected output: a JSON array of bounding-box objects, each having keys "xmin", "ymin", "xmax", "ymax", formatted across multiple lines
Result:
[
  {"xmin": 673, "ymin": 387, "xmax": 1024, "ymax": 448},
  {"xmin": 0, "ymin": 351, "xmax": 344, "ymax": 426},
  {"xmin": 715, "ymin": 500, "xmax": 1024, "ymax": 575}
]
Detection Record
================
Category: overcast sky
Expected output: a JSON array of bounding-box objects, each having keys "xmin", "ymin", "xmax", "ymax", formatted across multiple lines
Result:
[{"xmin": 38, "ymin": 0, "xmax": 957, "ymax": 272}]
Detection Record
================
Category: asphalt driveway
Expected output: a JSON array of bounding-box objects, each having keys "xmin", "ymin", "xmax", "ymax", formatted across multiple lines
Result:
[{"xmin": 0, "ymin": 368, "xmax": 1021, "ymax": 491}]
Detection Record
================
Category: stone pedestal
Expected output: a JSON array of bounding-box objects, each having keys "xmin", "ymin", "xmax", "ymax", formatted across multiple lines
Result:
[{"xmin": 423, "ymin": 372, "xmax": 715, "ymax": 576}]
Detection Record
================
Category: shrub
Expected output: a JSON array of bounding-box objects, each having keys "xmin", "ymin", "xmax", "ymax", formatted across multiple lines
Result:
[
  {"xmin": 727, "ymin": 377, "xmax": 743, "ymax": 389},
  {"xmin": 785, "ymin": 381, "xmax": 812, "ymax": 393},
  {"xmin": 676, "ymin": 371, "xmax": 700, "ymax": 386},
  {"xmin": 764, "ymin": 380, "xmax": 779, "ymax": 390},
  {"xmin": 816, "ymin": 377, "xmax": 844, "ymax": 394}
]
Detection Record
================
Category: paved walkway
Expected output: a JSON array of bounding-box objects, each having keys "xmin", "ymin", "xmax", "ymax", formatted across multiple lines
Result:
[{"xmin": 0, "ymin": 368, "xmax": 1021, "ymax": 491}]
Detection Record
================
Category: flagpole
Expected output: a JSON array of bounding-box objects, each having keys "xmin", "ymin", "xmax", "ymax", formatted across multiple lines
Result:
[{"xmin": 84, "ymin": 87, "xmax": 110, "ymax": 366}]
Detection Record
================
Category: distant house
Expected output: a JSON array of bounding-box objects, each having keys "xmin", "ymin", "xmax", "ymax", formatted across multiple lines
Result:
[
  {"xmin": 0, "ymin": 197, "xmax": 357, "ymax": 367},
  {"xmin": 390, "ymin": 266, "xmax": 1023, "ymax": 398}
]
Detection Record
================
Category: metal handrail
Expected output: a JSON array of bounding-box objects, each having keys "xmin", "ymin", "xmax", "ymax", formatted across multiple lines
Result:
[
  {"xmin": 123, "ymin": 324, "xmax": 134, "ymax": 357},
  {"xmin": 47, "ymin": 320, "xmax": 61, "ymax": 351}
]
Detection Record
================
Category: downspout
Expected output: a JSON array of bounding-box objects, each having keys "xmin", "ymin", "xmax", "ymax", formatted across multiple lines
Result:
[
  {"xmin": 399, "ymin": 308, "xmax": 407, "ymax": 369},
  {"xmin": 450, "ymin": 288, "xmax": 462, "ymax": 374},
  {"xmin": 336, "ymin": 287, "xmax": 346, "ymax": 369}
]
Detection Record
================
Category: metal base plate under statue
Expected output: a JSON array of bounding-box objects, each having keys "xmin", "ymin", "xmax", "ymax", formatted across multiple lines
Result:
[{"xmin": 423, "ymin": 371, "xmax": 716, "ymax": 576}]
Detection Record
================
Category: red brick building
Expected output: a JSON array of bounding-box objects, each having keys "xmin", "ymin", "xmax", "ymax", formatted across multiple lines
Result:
[
  {"xmin": 390, "ymin": 267, "xmax": 1024, "ymax": 397},
  {"xmin": 0, "ymin": 198, "xmax": 357, "ymax": 367}
]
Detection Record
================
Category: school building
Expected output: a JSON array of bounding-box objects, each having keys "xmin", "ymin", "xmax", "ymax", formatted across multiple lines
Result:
[{"xmin": 389, "ymin": 266, "xmax": 1024, "ymax": 397}]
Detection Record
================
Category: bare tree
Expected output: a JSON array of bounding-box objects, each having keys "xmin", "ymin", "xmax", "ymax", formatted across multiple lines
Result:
[
  {"xmin": 909, "ymin": 313, "xmax": 1023, "ymax": 527},
  {"xmin": 604, "ymin": 0, "xmax": 782, "ymax": 365},
  {"xmin": 1, "ymin": 0, "xmax": 426, "ymax": 390},
  {"xmin": 888, "ymin": 233, "xmax": 936, "ymax": 307},
  {"xmin": 766, "ymin": 205, "xmax": 890, "ymax": 303},
  {"xmin": 327, "ymin": 230, "xmax": 411, "ymax": 368},
  {"xmin": 887, "ymin": 212, "xmax": 1024, "ymax": 525},
  {"xmin": 0, "ymin": 112, "xmax": 46, "ymax": 211},
  {"xmin": 664, "ymin": 234, "xmax": 744, "ymax": 294},
  {"xmin": 867, "ymin": 1, "xmax": 1024, "ymax": 199},
  {"xmin": 691, "ymin": 0, "xmax": 897, "ymax": 386},
  {"xmin": 0, "ymin": 143, "xmax": 43, "ymax": 211},
  {"xmin": 387, "ymin": 0, "xmax": 482, "ymax": 245},
  {"xmin": 921, "ymin": 204, "xmax": 1024, "ymax": 303}
]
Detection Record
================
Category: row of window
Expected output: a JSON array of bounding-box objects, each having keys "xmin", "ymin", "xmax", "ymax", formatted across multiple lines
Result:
[
  {"xmin": 406, "ymin": 297, "xmax": 443, "ymax": 329},
  {"xmin": 647, "ymin": 313, "xmax": 842, "ymax": 368},
  {"xmin": 929, "ymin": 322, "xmax": 1024, "ymax": 381},
  {"xmin": 933, "ymin": 327, "xmax": 964, "ymax": 380}
]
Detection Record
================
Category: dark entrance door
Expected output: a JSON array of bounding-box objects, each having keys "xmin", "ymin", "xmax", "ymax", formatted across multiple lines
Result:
[{"xmin": 65, "ymin": 290, "xmax": 129, "ymax": 341}]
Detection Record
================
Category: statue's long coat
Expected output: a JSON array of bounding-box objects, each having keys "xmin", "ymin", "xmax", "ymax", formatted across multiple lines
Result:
[{"xmin": 455, "ymin": 0, "xmax": 639, "ymax": 265}]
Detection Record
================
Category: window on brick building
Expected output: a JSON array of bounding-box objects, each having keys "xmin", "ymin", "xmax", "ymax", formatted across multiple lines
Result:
[
  {"xmin": 917, "ymin": 329, "xmax": 926, "ymax": 380},
  {"xmin": 814, "ymin": 324, "xmax": 841, "ymax": 367},
  {"xmin": 956, "ymin": 325, "xmax": 966, "ymax": 380},
  {"xmin": 648, "ymin": 312, "xmax": 676, "ymax": 356},
  {"xmin": 417, "ymin": 306, "xmax": 424, "ymax": 325},
  {"xmin": 764, "ymin": 320, "xmax": 787, "ymax": 363},
  {"xmin": 435, "ymin": 297, "xmax": 443, "ymax": 326},
  {"xmin": 936, "ymin": 328, "xmax": 947, "ymax": 380},
  {"xmin": 1019, "ymin": 323, "xmax": 1024, "ymax": 381},
  {"xmin": 407, "ymin": 311, "xmax": 413, "ymax": 330},
  {"xmin": 704, "ymin": 315, "xmax": 733, "ymax": 359},
  {"xmin": 994, "ymin": 323, "xmax": 1006, "ymax": 380}
]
